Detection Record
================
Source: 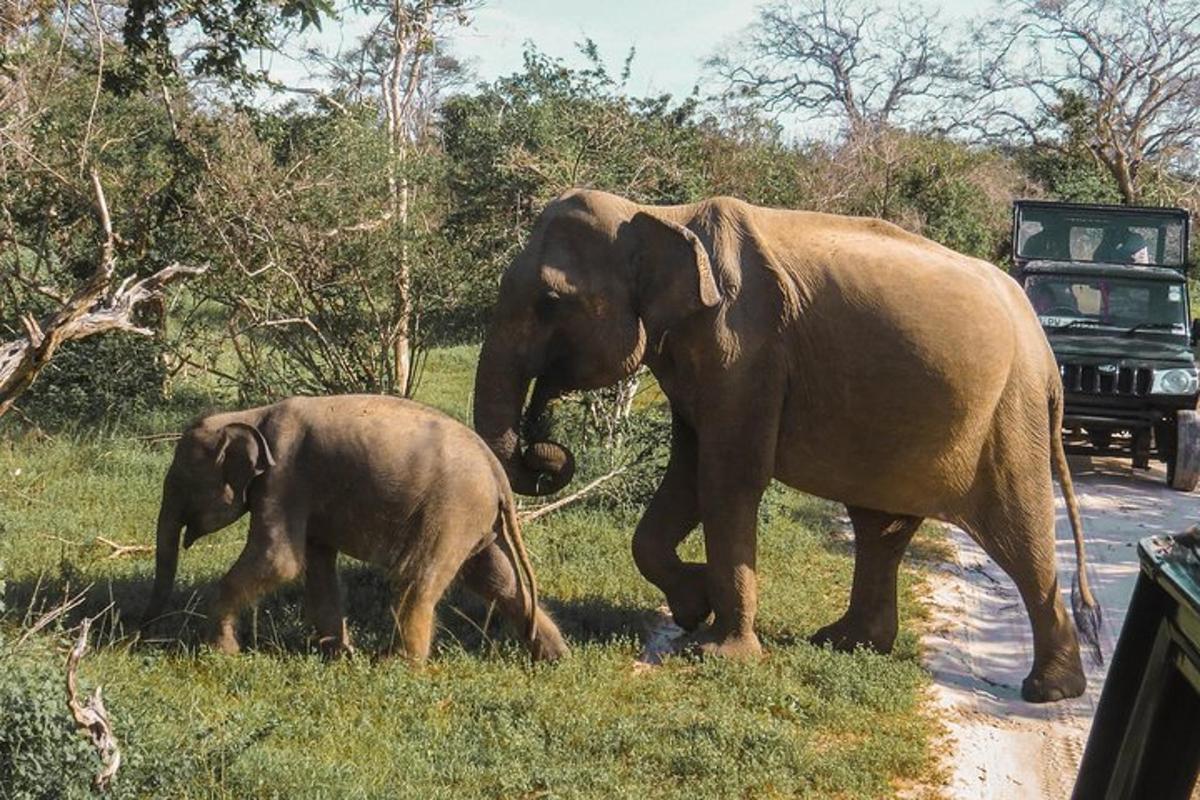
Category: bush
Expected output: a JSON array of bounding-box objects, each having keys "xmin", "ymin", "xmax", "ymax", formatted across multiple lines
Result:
[
  {"xmin": 0, "ymin": 652, "xmax": 96, "ymax": 800},
  {"xmin": 17, "ymin": 334, "xmax": 166, "ymax": 429}
]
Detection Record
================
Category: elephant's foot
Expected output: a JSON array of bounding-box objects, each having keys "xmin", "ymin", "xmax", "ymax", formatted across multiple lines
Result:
[
  {"xmin": 1021, "ymin": 654, "xmax": 1086, "ymax": 703},
  {"xmin": 209, "ymin": 625, "xmax": 241, "ymax": 655},
  {"xmin": 317, "ymin": 637, "xmax": 355, "ymax": 660},
  {"xmin": 685, "ymin": 628, "xmax": 763, "ymax": 660},
  {"xmin": 810, "ymin": 615, "xmax": 896, "ymax": 654},
  {"xmin": 530, "ymin": 627, "xmax": 570, "ymax": 663},
  {"xmin": 663, "ymin": 564, "xmax": 712, "ymax": 632}
]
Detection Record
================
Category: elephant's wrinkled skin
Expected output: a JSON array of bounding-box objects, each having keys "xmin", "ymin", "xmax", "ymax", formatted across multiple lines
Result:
[
  {"xmin": 474, "ymin": 189, "xmax": 1099, "ymax": 702},
  {"xmin": 143, "ymin": 395, "xmax": 567, "ymax": 662}
]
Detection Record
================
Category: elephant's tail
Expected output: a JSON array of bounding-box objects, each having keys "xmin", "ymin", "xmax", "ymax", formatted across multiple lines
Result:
[
  {"xmin": 1050, "ymin": 389, "xmax": 1104, "ymax": 666},
  {"xmin": 498, "ymin": 494, "xmax": 539, "ymax": 644}
]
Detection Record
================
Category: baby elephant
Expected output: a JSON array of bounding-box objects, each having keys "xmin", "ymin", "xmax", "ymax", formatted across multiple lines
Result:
[{"xmin": 141, "ymin": 395, "xmax": 568, "ymax": 662}]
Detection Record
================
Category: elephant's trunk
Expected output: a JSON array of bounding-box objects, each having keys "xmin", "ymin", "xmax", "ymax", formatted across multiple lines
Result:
[
  {"xmin": 142, "ymin": 483, "xmax": 183, "ymax": 627},
  {"xmin": 474, "ymin": 334, "xmax": 575, "ymax": 496}
]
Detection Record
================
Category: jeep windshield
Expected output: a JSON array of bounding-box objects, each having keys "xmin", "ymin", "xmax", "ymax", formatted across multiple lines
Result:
[
  {"xmin": 1025, "ymin": 274, "xmax": 1190, "ymax": 337},
  {"xmin": 1014, "ymin": 204, "xmax": 1187, "ymax": 268}
]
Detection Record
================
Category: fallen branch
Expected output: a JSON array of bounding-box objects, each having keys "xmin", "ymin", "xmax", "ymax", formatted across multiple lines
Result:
[
  {"xmin": 15, "ymin": 586, "xmax": 90, "ymax": 648},
  {"xmin": 517, "ymin": 466, "xmax": 627, "ymax": 524},
  {"xmin": 95, "ymin": 537, "xmax": 154, "ymax": 559},
  {"xmin": 66, "ymin": 616, "xmax": 122, "ymax": 791},
  {"xmin": 130, "ymin": 431, "xmax": 183, "ymax": 444}
]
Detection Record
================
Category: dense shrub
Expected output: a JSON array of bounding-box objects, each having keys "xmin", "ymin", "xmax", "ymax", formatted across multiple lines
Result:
[
  {"xmin": 0, "ymin": 652, "xmax": 96, "ymax": 800},
  {"xmin": 17, "ymin": 335, "xmax": 167, "ymax": 429}
]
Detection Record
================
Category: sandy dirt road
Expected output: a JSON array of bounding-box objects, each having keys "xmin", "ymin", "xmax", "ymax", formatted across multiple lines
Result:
[{"xmin": 925, "ymin": 456, "xmax": 1200, "ymax": 798}]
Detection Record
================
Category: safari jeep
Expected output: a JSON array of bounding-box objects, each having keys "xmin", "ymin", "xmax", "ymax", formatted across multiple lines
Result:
[{"xmin": 1013, "ymin": 199, "xmax": 1200, "ymax": 491}]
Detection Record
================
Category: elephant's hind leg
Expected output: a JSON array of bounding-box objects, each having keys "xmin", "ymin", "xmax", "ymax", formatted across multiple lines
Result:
[
  {"xmin": 304, "ymin": 541, "xmax": 351, "ymax": 658},
  {"xmin": 962, "ymin": 487, "xmax": 1085, "ymax": 703},
  {"xmin": 810, "ymin": 507, "xmax": 920, "ymax": 654},
  {"xmin": 387, "ymin": 564, "xmax": 459, "ymax": 664},
  {"xmin": 461, "ymin": 541, "xmax": 569, "ymax": 661},
  {"xmin": 385, "ymin": 521, "xmax": 477, "ymax": 664}
]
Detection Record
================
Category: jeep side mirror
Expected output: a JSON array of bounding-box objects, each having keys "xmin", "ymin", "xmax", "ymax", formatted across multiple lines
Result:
[{"xmin": 1192, "ymin": 318, "xmax": 1200, "ymax": 346}]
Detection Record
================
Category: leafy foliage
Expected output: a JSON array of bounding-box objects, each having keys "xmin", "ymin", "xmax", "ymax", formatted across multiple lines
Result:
[
  {"xmin": 439, "ymin": 44, "xmax": 710, "ymax": 330},
  {"xmin": 120, "ymin": 0, "xmax": 336, "ymax": 90},
  {"xmin": 0, "ymin": 651, "xmax": 96, "ymax": 800},
  {"xmin": 17, "ymin": 335, "xmax": 167, "ymax": 429}
]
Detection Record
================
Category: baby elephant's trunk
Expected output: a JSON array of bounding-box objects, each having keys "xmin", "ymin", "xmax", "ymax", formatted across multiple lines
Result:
[
  {"xmin": 142, "ymin": 482, "xmax": 184, "ymax": 627},
  {"xmin": 498, "ymin": 499, "xmax": 539, "ymax": 643}
]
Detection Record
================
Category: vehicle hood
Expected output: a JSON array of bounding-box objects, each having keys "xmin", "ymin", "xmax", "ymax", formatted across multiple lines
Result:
[{"xmin": 1046, "ymin": 333, "xmax": 1196, "ymax": 366}]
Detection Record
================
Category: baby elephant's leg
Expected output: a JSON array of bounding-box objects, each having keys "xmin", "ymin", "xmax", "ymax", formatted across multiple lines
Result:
[
  {"xmin": 461, "ymin": 541, "xmax": 568, "ymax": 661},
  {"xmin": 388, "ymin": 554, "xmax": 461, "ymax": 664},
  {"xmin": 304, "ymin": 541, "xmax": 351, "ymax": 657},
  {"xmin": 211, "ymin": 533, "xmax": 303, "ymax": 654}
]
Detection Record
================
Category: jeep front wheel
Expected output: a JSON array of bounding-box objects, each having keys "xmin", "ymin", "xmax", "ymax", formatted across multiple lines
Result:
[{"xmin": 1167, "ymin": 410, "xmax": 1200, "ymax": 492}]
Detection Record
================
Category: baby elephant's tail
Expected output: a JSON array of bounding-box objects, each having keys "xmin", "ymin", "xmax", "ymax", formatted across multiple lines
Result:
[{"xmin": 498, "ymin": 496, "xmax": 539, "ymax": 644}]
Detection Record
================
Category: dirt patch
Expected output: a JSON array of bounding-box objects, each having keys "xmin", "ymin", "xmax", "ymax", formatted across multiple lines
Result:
[{"xmin": 924, "ymin": 456, "xmax": 1199, "ymax": 798}]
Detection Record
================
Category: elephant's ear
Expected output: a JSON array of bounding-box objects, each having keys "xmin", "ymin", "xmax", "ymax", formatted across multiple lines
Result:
[
  {"xmin": 630, "ymin": 212, "xmax": 722, "ymax": 343},
  {"xmin": 216, "ymin": 422, "xmax": 275, "ymax": 502}
]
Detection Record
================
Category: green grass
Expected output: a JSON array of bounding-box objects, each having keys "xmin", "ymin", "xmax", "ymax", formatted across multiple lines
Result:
[{"xmin": 0, "ymin": 347, "xmax": 943, "ymax": 799}]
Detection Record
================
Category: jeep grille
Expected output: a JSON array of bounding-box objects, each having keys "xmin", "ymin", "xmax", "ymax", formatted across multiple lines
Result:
[{"xmin": 1060, "ymin": 363, "xmax": 1152, "ymax": 397}]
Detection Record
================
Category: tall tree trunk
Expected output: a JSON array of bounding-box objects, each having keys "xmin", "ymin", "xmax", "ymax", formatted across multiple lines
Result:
[{"xmin": 382, "ymin": 0, "xmax": 437, "ymax": 396}]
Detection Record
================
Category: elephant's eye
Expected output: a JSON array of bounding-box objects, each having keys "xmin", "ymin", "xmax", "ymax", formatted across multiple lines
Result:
[{"xmin": 534, "ymin": 291, "xmax": 562, "ymax": 321}]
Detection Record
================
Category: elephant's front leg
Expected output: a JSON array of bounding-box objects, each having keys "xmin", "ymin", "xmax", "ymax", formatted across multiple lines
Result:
[
  {"xmin": 631, "ymin": 412, "xmax": 709, "ymax": 631},
  {"xmin": 210, "ymin": 512, "xmax": 305, "ymax": 654},
  {"xmin": 304, "ymin": 540, "xmax": 352, "ymax": 658},
  {"xmin": 695, "ymin": 484, "xmax": 765, "ymax": 658},
  {"xmin": 690, "ymin": 406, "xmax": 776, "ymax": 658}
]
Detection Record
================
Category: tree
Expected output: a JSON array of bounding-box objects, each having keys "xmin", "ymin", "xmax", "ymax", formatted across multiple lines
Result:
[
  {"xmin": 705, "ymin": 0, "xmax": 958, "ymax": 137},
  {"xmin": 121, "ymin": 0, "xmax": 335, "ymax": 89},
  {"xmin": 960, "ymin": 0, "xmax": 1200, "ymax": 205},
  {"xmin": 175, "ymin": 107, "xmax": 445, "ymax": 400},
  {"xmin": 337, "ymin": 0, "xmax": 475, "ymax": 394},
  {"xmin": 1, "ymin": 4, "xmax": 205, "ymax": 419}
]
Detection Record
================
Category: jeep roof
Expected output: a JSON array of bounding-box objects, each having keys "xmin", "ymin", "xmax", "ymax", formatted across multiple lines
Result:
[{"xmin": 1012, "ymin": 199, "xmax": 1190, "ymax": 272}]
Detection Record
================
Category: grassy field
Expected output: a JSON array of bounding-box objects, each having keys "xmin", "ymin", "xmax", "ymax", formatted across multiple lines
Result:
[{"xmin": 0, "ymin": 346, "xmax": 944, "ymax": 799}]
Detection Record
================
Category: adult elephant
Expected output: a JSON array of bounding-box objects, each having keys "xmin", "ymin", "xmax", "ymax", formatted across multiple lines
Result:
[{"xmin": 472, "ymin": 189, "xmax": 1100, "ymax": 702}]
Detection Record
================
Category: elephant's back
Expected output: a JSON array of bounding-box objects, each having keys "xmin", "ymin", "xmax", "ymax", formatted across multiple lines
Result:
[
  {"xmin": 769, "ymin": 218, "xmax": 1049, "ymax": 514},
  {"xmin": 280, "ymin": 395, "xmax": 503, "ymax": 520}
]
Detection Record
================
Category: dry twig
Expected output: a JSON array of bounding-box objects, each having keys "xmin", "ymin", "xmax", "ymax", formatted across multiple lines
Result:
[
  {"xmin": 15, "ymin": 587, "xmax": 90, "ymax": 647},
  {"xmin": 95, "ymin": 537, "xmax": 154, "ymax": 559},
  {"xmin": 517, "ymin": 466, "xmax": 627, "ymax": 524},
  {"xmin": 66, "ymin": 616, "xmax": 122, "ymax": 791}
]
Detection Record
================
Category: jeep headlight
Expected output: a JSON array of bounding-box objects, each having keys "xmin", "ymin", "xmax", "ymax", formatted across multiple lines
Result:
[{"xmin": 1150, "ymin": 368, "xmax": 1200, "ymax": 395}]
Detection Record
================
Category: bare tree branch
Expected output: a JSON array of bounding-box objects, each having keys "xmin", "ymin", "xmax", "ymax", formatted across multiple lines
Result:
[
  {"xmin": 954, "ymin": 0, "xmax": 1200, "ymax": 203},
  {"xmin": 65, "ymin": 616, "xmax": 122, "ymax": 791},
  {"xmin": 706, "ymin": 0, "xmax": 959, "ymax": 135}
]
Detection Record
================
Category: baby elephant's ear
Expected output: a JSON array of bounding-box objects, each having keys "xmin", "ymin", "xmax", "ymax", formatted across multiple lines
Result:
[{"xmin": 218, "ymin": 422, "xmax": 275, "ymax": 501}]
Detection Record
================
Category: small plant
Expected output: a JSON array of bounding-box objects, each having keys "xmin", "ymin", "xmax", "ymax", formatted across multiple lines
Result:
[{"xmin": 0, "ymin": 651, "xmax": 96, "ymax": 800}]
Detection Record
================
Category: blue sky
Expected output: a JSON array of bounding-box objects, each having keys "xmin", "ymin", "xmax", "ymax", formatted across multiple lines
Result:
[
  {"xmin": 449, "ymin": 0, "xmax": 760, "ymax": 99},
  {"xmin": 267, "ymin": 0, "xmax": 999, "ymax": 134},
  {"xmin": 440, "ymin": 0, "xmax": 997, "ymax": 99}
]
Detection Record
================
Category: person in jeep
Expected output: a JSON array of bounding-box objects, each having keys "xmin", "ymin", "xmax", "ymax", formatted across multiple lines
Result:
[
  {"xmin": 1095, "ymin": 226, "xmax": 1151, "ymax": 264},
  {"xmin": 1013, "ymin": 200, "xmax": 1200, "ymax": 491}
]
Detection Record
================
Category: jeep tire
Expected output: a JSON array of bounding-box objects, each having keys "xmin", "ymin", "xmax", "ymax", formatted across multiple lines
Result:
[{"xmin": 1167, "ymin": 410, "xmax": 1200, "ymax": 492}]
